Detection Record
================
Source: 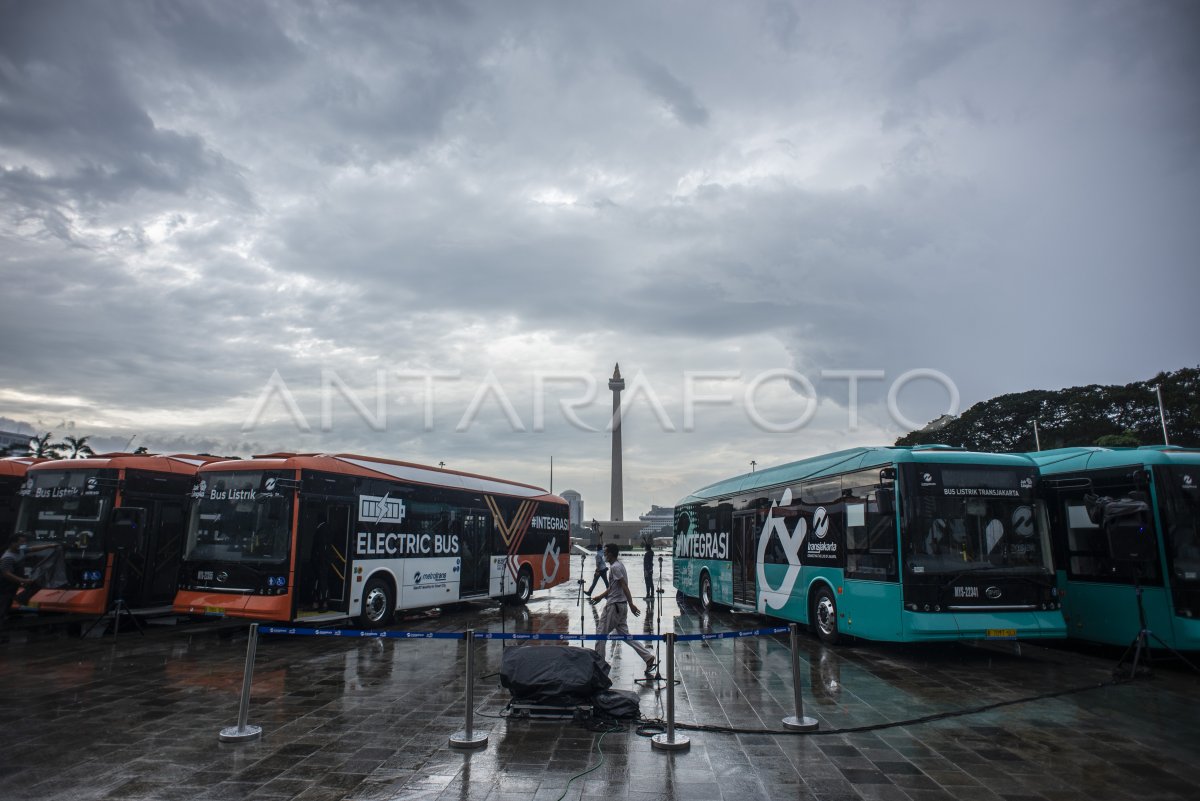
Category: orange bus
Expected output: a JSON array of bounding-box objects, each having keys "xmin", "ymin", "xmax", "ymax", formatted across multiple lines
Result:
[
  {"xmin": 16, "ymin": 454, "xmax": 222, "ymax": 615},
  {"xmin": 173, "ymin": 453, "xmax": 571, "ymax": 627},
  {"xmin": 1, "ymin": 457, "xmax": 41, "ymax": 542}
]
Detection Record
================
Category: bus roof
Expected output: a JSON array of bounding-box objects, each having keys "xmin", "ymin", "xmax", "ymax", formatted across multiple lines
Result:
[
  {"xmin": 679, "ymin": 445, "xmax": 1037, "ymax": 505},
  {"xmin": 27, "ymin": 453, "xmax": 224, "ymax": 476},
  {"xmin": 0, "ymin": 457, "xmax": 43, "ymax": 478},
  {"xmin": 1028, "ymin": 445, "xmax": 1200, "ymax": 474},
  {"xmin": 197, "ymin": 453, "xmax": 561, "ymax": 502}
]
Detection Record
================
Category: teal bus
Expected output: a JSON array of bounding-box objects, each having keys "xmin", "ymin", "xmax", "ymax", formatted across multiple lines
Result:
[
  {"xmin": 673, "ymin": 446, "xmax": 1065, "ymax": 644},
  {"xmin": 1030, "ymin": 446, "xmax": 1200, "ymax": 650}
]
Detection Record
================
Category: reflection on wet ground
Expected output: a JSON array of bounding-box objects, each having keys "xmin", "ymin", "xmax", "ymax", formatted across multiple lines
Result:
[{"xmin": 0, "ymin": 557, "xmax": 1198, "ymax": 801}]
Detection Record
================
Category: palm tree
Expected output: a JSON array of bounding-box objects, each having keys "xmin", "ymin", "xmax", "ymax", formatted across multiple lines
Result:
[
  {"xmin": 63, "ymin": 435, "xmax": 95, "ymax": 459},
  {"xmin": 28, "ymin": 432, "xmax": 66, "ymax": 459}
]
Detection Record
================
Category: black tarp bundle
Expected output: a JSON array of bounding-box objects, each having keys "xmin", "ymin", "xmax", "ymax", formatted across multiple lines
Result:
[{"xmin": 500, "ymin": 645, "xmax": 612, "ymax": 705}]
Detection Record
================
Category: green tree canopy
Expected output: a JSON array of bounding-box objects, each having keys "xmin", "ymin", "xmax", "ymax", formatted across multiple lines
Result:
[{"xmin": 896, "ymin": 367, "xmax": 1199, "ymax": 452}]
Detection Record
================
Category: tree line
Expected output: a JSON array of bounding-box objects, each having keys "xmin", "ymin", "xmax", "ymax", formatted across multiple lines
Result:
[
  {"xmin": 896, "ymin": 366, "xmax": 1199, "ymax": 452},
  {"xmin": 0, "ymin": 434, "xmax": 152, "ymax": 460}
]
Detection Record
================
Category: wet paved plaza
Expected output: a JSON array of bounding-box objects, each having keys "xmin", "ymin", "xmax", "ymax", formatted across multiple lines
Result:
[{"xmin": 2, "ymin": 558, "xmax": 1199, "ymax": 801}]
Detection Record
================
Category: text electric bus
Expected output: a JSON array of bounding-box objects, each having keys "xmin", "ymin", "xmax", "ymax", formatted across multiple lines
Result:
[
  {"xmin": 173, "ymin": 453, "xmax": 571, "ymax": 626},
  {"xmin": 1031, "ymin": 446, "xmax": 1200, "ymax": 650},
  {"xmin": 16, "ymin": 453, "xmax": 221, "ymax": 615},
  {"xmin": 673, "ymin": 446, "xmax": 1065, "ymax": 644}
]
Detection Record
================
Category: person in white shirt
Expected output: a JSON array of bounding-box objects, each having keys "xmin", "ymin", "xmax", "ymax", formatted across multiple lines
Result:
[{"xmin": 589, "ymin": 543, "xmax": 656, "ymax": 674}]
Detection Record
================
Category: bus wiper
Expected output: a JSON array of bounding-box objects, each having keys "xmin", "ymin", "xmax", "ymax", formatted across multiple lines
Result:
[
  {"xmin": 942, "ymin": 565, "xmax": 1047, "ymax": 588},
  {"xmin": 941, "ymin": 565, "xmax": 1002, "ymax": 587}
]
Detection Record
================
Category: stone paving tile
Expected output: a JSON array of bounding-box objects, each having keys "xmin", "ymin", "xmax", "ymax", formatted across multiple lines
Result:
[{"xmin": 2, "ymin": 570, "xmax": 1200, "ymax": 801}]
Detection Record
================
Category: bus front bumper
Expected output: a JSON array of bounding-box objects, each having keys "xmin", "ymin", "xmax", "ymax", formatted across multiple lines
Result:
[
  {"xmin": 173, "ymin": 590, "xmax": 292, "ymax": 622},
  {"xmin": 903, "ymin": 609, "xmax": 1066, "ymax": 641}
]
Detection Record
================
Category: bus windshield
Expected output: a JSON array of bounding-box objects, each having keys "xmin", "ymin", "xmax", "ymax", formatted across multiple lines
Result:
[
  {"xmin": 1161, "ymin": 466, "xmax": 1200, "ymax": 583},
  {"xmin": 906, "ymin": 464, "xmax": 1051, "ymax": 575},
  {"xmin": 183, "ymin": 471, "xmax": 293, "ymax": 565},
  {"xmin": 15, "ymin": 469, "xmax": 113, "ymax": 558}
]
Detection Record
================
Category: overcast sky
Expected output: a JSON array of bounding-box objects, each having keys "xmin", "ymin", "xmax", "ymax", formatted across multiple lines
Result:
[{"xmin": 1, "ymin": 0, "xmax": 1197, "ymax": 519}]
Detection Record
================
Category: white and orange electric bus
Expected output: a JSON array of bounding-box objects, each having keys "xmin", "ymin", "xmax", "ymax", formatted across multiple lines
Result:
[
  {"xmin": 15, "ymin": 453, "xmax": 223, "ymax": 615},
  {"xmin": 173, "ymin": 453, "xmax": 571, "ymax": 627}
]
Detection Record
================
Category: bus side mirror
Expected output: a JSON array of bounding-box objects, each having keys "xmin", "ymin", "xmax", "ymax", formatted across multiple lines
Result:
[
  {"xmin": 876, "ymin": 489, "xmax": 894, "ymax": 516},
  {"xmin": 109, "ymin": 507, "xmax": 146, "ymax": 553}
]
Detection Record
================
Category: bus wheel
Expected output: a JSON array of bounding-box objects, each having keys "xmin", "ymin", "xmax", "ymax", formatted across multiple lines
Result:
[
  {"xmin": 700, "ymin": 572, "xmax": 713, "ymax": 610},
  {"xmin": 812, "ymin": 586, "xmax": 839, "ymax": 645},
  {"xmin": 508, "ymin": 567, "xmax": 534, "ymax": 605},
  {"xmin": 359, "ymin": 576, "xmax": 394, "ymax": 628}
]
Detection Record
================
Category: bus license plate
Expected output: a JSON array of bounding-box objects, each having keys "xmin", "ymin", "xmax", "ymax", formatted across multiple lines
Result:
[
  {"xmin": 204, "ymin": 606, "xmax": 226, "ymax": 616},
  {"xmin": 986, "ymin": 629, "xmax": 1017, "ymax": 639}
]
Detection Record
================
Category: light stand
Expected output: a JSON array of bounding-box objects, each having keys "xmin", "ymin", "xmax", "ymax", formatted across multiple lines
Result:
[
  {"xmin": 576, "ymin": 552, "xmax": 587, "ymax": 648},
  {"xmin": 636, "ymin": 557, "xmax": 678, "ymax": 688},
  {"xmin": 1113, "ymin": 573, "xmax": 1196, "ymax": 680},
  {"xmin": 82, "ymin": 548, "xmax": 144, "ymax": 640}
]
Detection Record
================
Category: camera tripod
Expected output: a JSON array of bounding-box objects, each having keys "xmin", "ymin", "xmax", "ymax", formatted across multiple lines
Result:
[
  {"xmin": 82, "ymin": 550, "xmax": 145, "ymax": 641},
  {"xmin": 1113, "ymin": 578, "xmax": 1198, "ymax": 681}
]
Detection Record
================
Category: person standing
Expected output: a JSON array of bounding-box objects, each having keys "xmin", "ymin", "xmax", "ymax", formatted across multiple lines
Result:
[
  {"xmin": 643, "ymin": 542, "xmax": 654, "ymax": 598},
  {"xmin": 589, "ymin": 543, "xmax": 656, "ymax": 674},
  {"xmin": 586, "ymin": 543, "xmax": 608, "ymax": 594},
  {"xmin": 0, "ymin": 533, "xmax": 58, "ymax": 630}
]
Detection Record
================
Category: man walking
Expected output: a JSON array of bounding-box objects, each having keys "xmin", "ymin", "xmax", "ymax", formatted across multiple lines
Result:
[
  {"xmin": 589, "ymin": 543, "xmax": 656, "ymax": 675},
  {"xmin": 586, "ymin": 542, "xmax": 608, "ymax": 594},
  {"xmin": 643, "ymin": 542, "xmax": 654, "ymax": 598}
]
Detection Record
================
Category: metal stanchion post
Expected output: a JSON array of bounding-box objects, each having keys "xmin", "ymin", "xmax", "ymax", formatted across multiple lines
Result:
[
  {"xmin": 450, "ymin": 629, "xmax": 489, "ymax": 749},
  {"xmin": 651, "ymin": 632, "xmax": 690, "ymax": 752},
  {"xmin": 782, "ymin": 623, "xmax": 818, "ymax": 731},
  {"xmin": 219, "ymin": 623, "xmax": 263, "ymax": 742}
]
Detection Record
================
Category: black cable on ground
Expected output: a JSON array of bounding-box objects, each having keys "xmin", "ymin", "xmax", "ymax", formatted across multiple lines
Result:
[
  {"xmin": 633, "ymin": 676, "xmax": 1119, "ymax": 737},
  {"xmin": 549, "ymin": 724, "xmax": 623, "ymax": 801}
]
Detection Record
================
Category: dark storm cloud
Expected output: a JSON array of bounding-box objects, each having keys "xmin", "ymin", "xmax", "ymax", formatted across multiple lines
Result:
[
  {"xmin": 626, "ymin": 52, "xmax": 710, "ymax": 128},
  {"xmin": 0, "ymin": 1, "xmax": 261, "ymax": 231},
  {"xmin": 1, "ymin": 1, "xmax": 1198, "ymax": 514}
]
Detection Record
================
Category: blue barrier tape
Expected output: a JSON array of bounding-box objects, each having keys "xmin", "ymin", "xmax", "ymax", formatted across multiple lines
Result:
[
  {"xmin": 261, "ymin": 625, "xmax": 791, "ymax": 642},
  {"xmin": 261, "ymin": 626, "xmax": 463, "ymax": 640},
  {"xmin": 474, "ymin": 632, "xmax": 659, "ymax": 642},
  {"xmin": 676, "ymin": 626, "xmax": 789, "ymax": 642}
]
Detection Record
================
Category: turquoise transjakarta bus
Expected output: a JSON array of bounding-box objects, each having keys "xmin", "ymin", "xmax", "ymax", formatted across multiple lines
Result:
[
  {"xmin": 1030, "ymin": 446, "xmax": 1200, "ymax": 651},
  {"xmin": 673, "ymin": 446, "xmax": 1065, "ymax": 644}
]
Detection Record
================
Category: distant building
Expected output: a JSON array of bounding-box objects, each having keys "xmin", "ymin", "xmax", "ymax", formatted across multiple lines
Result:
[
  {"xmin": 0, "ymin": 430, "xmax": 32, "ymax": 455},
  {"xmin": 638, "ymin": 504, "xmax": 673, "ymax": 544},
  {"xmin": 587, "ymin": 504, "xmax": 675, "ymax": 548},
  {"xmin": 560, "ymin": 489, "xmax": 583, "ymax": 530}
]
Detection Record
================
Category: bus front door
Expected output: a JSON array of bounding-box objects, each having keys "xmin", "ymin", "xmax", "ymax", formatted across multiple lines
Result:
[
  {"xmin": 458, "ymin": 509, "xmax": 491, "ymax": 597},
  {"xmin": 111, "ymin": 495, "xmax": 183, "ymax": 609},
  {"xmin": 297, "ymin": 502, "xmax": 351, "ymax": 613},
  {"xmin": 732, "ymin": 512, "xmax": 757, "ymax": 606},
  {"xmin": 142, "ymin": 500, "xmax": 185, "ymax": 607}
]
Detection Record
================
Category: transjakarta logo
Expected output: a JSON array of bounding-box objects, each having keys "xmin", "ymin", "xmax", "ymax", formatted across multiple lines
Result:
[
  {"xmin": 812, "ymin": 507, "xmax": 830, "ymax": 539},
  {"xmin": 1012, "ymin": 506, "xmax": 1035, "ymax": 538},
  {"xmin": 531, "ymin": 515, "xmax": 570, "ymax": 531},
  {"xmin": 358, "ymin": 494, "xmax": 406, "ymax": 524}
]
